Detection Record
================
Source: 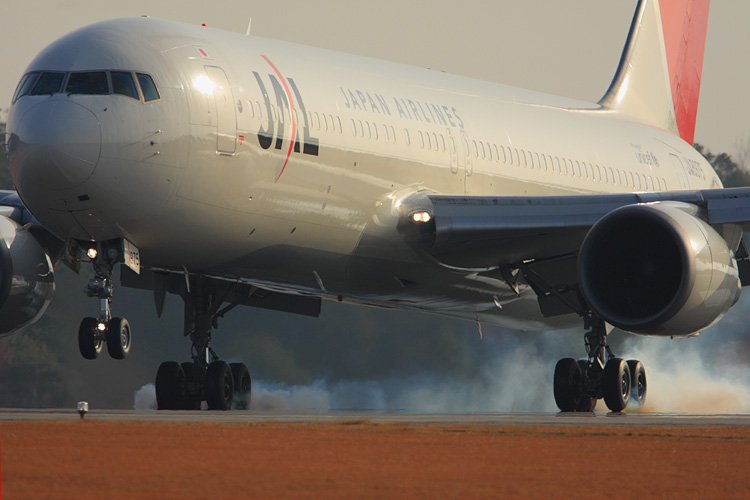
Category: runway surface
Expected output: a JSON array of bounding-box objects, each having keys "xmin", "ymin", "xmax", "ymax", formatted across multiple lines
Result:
[
  {"xmin": 4, "ymin": 409, "xmax": 749, "ymax": 499},
  {"xmin": 1, "ymin": 407, "xmax": 749, "ymax": 425}
]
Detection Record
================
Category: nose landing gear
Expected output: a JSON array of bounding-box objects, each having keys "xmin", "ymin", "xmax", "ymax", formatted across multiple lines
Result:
[
  {"xmin": 77, "ymin": 241, "xmax": 132, "ymax": 360},
  {"xmin": 554, "ymin": 317, "xmax": 647, "ymax": 413}
]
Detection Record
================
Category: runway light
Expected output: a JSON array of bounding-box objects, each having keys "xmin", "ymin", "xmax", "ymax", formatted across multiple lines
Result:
[
  {"xmin": 77, "ymin": 401, "xmax": 89, "ymax": 419},
  {"xmin": 97, "ymin": 322, "xmax": 106, "ymax": 332},
  {"xmin": 410, "ymin": 211, "xmax": 432, "ymax": 223},
  {"xmin": 87, "ymin": 248, "xmax": 98, "ymax": 259}
]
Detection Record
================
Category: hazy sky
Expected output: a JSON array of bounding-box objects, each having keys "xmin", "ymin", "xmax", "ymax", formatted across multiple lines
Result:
[{"xmin": 3, "ymin": 1, "xmax": 749, "ymax": 155}]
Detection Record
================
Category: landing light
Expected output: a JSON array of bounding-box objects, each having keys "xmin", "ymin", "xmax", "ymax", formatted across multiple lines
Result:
[
  {"xmin": 410, "ymin": 211, "xmax": 432, "ymax": 223},
  {"xmin": 97, "ymin": 322, "xmax": 106, "ymax": 332},
  {"xmin": 87, "ymin": 248, "xmax": 98, "ymax": 259}
]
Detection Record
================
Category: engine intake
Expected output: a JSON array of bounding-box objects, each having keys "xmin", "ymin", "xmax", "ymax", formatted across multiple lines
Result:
[
  {"xmin": 0, "ymin": 216, "xmax": 55, "ymax": 337},
  {"xmin": 578, "ymin": 202, "xmax": 740, "ymax": 337}
]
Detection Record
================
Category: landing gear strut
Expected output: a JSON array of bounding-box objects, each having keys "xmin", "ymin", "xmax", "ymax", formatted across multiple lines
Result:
[
  {"xmin": 155, "ymin": 276, "xmax": 251, "ymax": 411},
  {"xmin": 554, "ymin": 317, "xmax": 647, "ymax": 413},
  {"xmin": 78, "ymin": 241, "xmax": 131, "ymax": 360}
]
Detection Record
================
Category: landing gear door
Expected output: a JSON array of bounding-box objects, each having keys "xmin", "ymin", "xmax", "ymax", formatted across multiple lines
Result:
[{"xmin": 204, "ymin": 66, "xmax": 237, "ymax": 155}]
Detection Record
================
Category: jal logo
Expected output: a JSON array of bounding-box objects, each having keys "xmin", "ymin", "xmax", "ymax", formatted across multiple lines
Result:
[{"xmin": 253, "ymin": 56, "xmax": 319, "ymax": 182}]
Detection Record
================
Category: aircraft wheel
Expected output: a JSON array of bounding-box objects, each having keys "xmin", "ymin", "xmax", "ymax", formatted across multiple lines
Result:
[
  {"xmin": 180, "ymin": 362, "xmax": 202, "ymax": 410},
  {"xmin": 553, "ymin": 358, "xmax": 582, "ymax": 412},
  {"xmin": 206, "ymin": 361, "xmax": 234, "ymax": 410},
  {"xmin": 627, "ymin": 360, "xmax": 647, "ymax": 406},
  {"xmin": 78, "ymin": 317, "xmax": 103, "ymax": 360},
  {"xmin": 575, "ymin": 360, "xmax": 597, "ymax": 412},
  {"xmin": 230, "ymin": 362, "xmax": 251, "ymax": 410},
  {"xmin": 106, "ymin": 317, "xmax": 131, "ymax": 360},
  {"xmin": 603, "ymin": 358, "xmax": 631, "ymax": 412},
  {"xmin": 156, "ymin": 361, "xmax": 186, "ymax": 410}
]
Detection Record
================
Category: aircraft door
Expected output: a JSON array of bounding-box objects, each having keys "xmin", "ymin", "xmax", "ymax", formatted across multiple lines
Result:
[
  {"xmin": 204, "ymin": 66, "xmax": 237, "ymax": 155},
  {"xmin": 669, "ymin": 153, "xmax": 689, "ymax": 189},
  {"xmin": 446, "ymin": 128, "xmax": 459, "ymax": 174}
]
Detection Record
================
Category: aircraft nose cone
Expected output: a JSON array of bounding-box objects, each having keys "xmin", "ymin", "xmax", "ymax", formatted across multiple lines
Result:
[{"xmin": 11, "ymin": 100, "xmax": 101, "ymax": 194}]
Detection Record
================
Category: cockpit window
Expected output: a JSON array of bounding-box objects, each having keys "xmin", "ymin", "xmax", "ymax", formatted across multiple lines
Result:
[
  {"xmin": 66, "ymin": 72, "xmax": 109, "ymax": 95},
  {"xmin": 136, "ymin": 73, "xmax": 160, "ymax": 102},
  {"xmin": 30, "ymin": 72, "xmax": 66, "ymax": 95},
  {"xmin": 111, "ymin": 71, "xmax": 139, "ymax": 100},
  {"xmin": 12, "ymin": 72, "xmax": 40, "ymax": 102},
  {"xmin": 13, "ymin": 69, "xmax": 161, "ymax": 104}
]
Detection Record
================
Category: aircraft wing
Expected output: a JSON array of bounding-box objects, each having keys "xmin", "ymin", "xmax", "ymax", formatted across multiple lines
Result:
[{"xmin": 399, "ymin": 187, "xmax": 750, "ymax": 322}]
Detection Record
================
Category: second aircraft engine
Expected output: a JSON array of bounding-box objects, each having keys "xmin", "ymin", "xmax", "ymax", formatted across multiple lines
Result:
[
  {"xmin": 578, "ymin": 202, "xmax": 741, "ymax": 337},
  {"xmin": 0, "ymin": 215, "xmax": 55, "ymax": 338}
]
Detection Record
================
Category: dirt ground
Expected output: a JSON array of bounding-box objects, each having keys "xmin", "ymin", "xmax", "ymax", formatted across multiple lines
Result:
[{"xmin": 1, "ymin": 421, "xmax": 749, "ymax": 499}]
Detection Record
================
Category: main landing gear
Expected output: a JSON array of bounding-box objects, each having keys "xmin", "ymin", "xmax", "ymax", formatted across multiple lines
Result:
[
  {"xmin": 78, "ymin": 241, "xmax": 132, "ymax": 360},
  {"xmin": 554, "ymin": 318, "xmax": 647, "ymax": 413},
  {"xmin": 155, "ymin": 276, "xmax": 251, "ymax": 410}
]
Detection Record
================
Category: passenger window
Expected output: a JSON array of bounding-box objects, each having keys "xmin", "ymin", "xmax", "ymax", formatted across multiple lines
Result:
[
  {"xmin": 66, "ymin": 72, "xmax": 109, "ymax": 95},
  {"xmin": 372, "ymin": 123, "xmax": 378, "ymax": 140},
  {"xmin": 350, "ymin": 119, "xmax": 357, "ymax": 136},
  {"xmin": 13, "ymin": 72, "xmax": 40, "ymax": 102},
  {"xmin": 473, "ymin": 141, "xmax": 479, "ymax": 158},
  {"xmin": 136, "ymin": 73, "xmax": 160, "ymax": 102},
  {"xmin": 404, "ymin": 129, "xmax": 411, "ymax": 146},
  {"xmin": 390, "ymin": 126, "xmax": 396, "ymax": 143},
  {"xmin": 31, "ymin": 72, "xmax": 65, "ymax": 95},
  {"xmin": 111, "ymin": 71, "xmax": 139, "ymax": 100},
  {"xmin": 440, "ymin": 135, "xmax": 446, "ymax": 152},
  {"xmin": 418, "ymin": 131, "xmax": 425, "ymax": 148}
]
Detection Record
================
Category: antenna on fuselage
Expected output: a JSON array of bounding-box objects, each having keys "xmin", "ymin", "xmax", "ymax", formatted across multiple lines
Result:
[{"xmin": 246, "ymin": 18, "xmax": 252, "ymax": 36}]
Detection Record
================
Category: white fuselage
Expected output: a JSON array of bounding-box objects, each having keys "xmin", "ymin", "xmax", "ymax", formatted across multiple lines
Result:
[{"xmin": 7, "ymin": 18, "xmax": 720, "ymax": 331}]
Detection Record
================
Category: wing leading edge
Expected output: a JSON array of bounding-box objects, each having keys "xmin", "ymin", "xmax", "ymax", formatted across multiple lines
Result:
[{"xmin": 399, "ymin": 188, "xmax": 750, "ymax": 331}]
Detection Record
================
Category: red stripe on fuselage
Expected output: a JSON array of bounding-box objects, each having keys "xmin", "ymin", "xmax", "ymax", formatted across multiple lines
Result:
[{"xmin": 262, "ymin": 55, "xmax": 297, "ymax": 182}]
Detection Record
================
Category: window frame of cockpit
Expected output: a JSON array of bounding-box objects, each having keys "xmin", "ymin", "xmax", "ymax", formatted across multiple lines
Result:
[{"xmin": 12, "ymin": 69, "xmax": 162, "ymax": 104}]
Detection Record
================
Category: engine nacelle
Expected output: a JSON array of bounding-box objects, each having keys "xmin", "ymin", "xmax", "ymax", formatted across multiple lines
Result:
[
  {"xmin": 0, "ymin": 215, "xmax": 55, "ymax": 338},
  {"xmin": 578, "ymin": 202, "xmax": 741, "ymax": 337}
]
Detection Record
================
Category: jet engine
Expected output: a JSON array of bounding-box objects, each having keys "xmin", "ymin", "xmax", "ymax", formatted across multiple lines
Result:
[
  {"xmin": 0, "ymin": 215, "xmax": 55, "ymax": 338},
  {"xmin": 578, "ymin": 202, "xmax": 741, "ymax": 337}
]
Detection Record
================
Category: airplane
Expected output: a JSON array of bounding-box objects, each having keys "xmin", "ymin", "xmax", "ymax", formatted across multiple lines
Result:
[{"xmin": 4, "ymin": 0, "xmax": 748, "ymax": 412}]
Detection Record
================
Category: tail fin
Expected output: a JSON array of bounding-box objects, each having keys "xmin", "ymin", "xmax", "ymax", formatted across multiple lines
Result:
[{"xmin": 599, "ymin": 0, "xmax": 710, "ymax": 145}]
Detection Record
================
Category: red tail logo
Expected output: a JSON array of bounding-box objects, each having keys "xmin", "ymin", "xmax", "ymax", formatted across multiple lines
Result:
[{"xmin": 660, "ymin": 0, "xmax": 710, "ymax": 145}]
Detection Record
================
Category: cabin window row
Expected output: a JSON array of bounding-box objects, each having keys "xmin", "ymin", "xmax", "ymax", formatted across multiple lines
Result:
[
  {"xmin": 246, "ymin": 101, "xmax": 344, "ymax": 135},
  {"xmin": 468, "ymin": 139, "xmax": 668, "ymax": 191}
]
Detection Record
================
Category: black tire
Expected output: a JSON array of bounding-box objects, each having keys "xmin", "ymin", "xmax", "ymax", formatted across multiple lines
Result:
[
  {"xmin": 230, "ymin": 362, "xmax": 251, "ymax": 410},
  {"xmin": 602, "ymin": 358, "xmax": 631, "ymax": 412},
  {"xmin": 554, "ymin": 358, "xmax": 581, "ymax": 412},
  {"xmin": 78, "ymin": 317, "xmax": 103, "ymax": 360},
  {"xmin": 180, "ymin": 362, "xmax": 201, "ymax": 410},
  {"xmin": 106, "ymin": 317, "xmax": 131, "ymax": 360},
  {"xmin": 575, "ymin": 360, "xmax": 597, "ymax": 412},
  {"xmin": 206, "ymin": 361, "xmax": 234, "ymax": 410},
  {"xmin": 156, "ymin": 361, "xmax": 186, "ymax": 410},
  {"xmin": 627, "ymin": 360, "xmax": 647, "ymax": 406}
]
